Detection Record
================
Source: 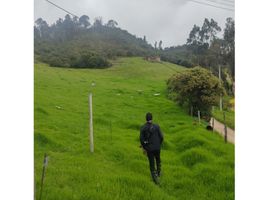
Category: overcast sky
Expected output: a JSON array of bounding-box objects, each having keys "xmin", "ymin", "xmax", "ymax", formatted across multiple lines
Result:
[{"xmin": 34, "ymin": 0, "xmax": 234, "ymax": 47}]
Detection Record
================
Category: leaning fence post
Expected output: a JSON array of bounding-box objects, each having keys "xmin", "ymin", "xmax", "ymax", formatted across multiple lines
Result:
[
  {"xmin": 89, "ymin": 93, "xmax": 94, "ymax": 153},
  {"xmin": 223, "ymin": 112, "xmax": 227, "ymax": 143},
  {"xmin": 39, "ymin": 153, "xmax": 48, "ymax": 200},
  {"xmin": 198, "ymin": 110, "xmax": 201, "ymax": 124}
]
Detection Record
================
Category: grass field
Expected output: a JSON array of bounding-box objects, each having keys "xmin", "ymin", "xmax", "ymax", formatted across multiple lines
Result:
[
  {"xmin": 34, "ymin": 57, "xmax": 234, "ymax": 200},
  {"xmin": 212, "ymin": 107, "xmax": 235, "ymax": 130}
]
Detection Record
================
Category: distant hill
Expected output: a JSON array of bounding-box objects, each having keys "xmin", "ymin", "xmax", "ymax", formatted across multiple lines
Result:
[{"xmin": 34, "ymin": 15, "xmax": 155, "ymax": 68}]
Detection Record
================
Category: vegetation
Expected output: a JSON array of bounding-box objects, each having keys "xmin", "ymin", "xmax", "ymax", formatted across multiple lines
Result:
[
  {"xmin": 167, "ymin": 67, "xmax": 226, "ymax": 120},
  {"xmin": 161, "ymin": 18, "xmax": 235, "ymax": 95},
  {"xmin": 34, "ymin": 15, "xmax": 155, "ymax": 68},
  {"xmin": 212, "ymin": 107, "xmax": 235, "ymax": 130},
  {"xmin": 35, "ymin": 57, "xmax": 234, "ymax": 200},
  {"xmin": 34, "ymin": 16, "xmax": 234, "ymax": 85},
  {"xmin": 212, "ymin": 96, "xmax": 235, "ymax": 129},
  {"xmin": 160, "ymin": 45, "xmax": 194, "ymax": 68}
]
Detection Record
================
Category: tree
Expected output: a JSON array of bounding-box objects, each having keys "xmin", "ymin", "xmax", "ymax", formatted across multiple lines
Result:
[
  {"xmin": 159, "ymin": 40, "xmax": 163, "ymax": 50},
  {"xmin": 79, "ymin": 15, "xmax": 90, "ymax": 28},
  {"xmin": 187, "ymin": 24, "xmax": 202, "ymax": 46},
  {"xmin": 167, "ymin": 67, "xmax": 226, "ymax": 119},
  {"xmin": 207, "ymin": 39, "xmax": 225, "ymax": 67},
  {"xmin": 224, "ymin": 18, "xmax": 234, "ymax": 49},
  {"xmin": 154, "ymin": 41, "xmax": 157, "ymax": 49},
  {"xmin": 223, "ymin": 18, "xmax": 235, "ymax": 78},
  {"xmin": 143, "ymin": 36, "xmax": 147, "ymax": 43},
  {"xmin": 34, "ymin": 26, "xmax": 41, "ymax": 39},
  {"xmin": 93, "ymin": 17, "xmax": 103, "ymax": 27},
  {"xmin": 186, "ymin": 18, "xmax": 222, "ymax": 66},
  {"xmin": 200, "ymin": 18, "xmax": 221, "ymax": 45},
  {"xmin": 56, "ymin": 18, "xmax": 63, "ymax": 25},
  {"xmin": 62, "ymin": 14, "xmax": 76, "ymax": 39},
  {"xmin": 106, "ymin": 19, "xmax": 118, "ymax": 28},
  {"xmin": 186, "ymin": 24, "xmax": 207, "ymax": 65},
  {"xmin": 187, "ymin": 18, "xmax": 221, "ymax": 50},
  {"xmin": 35, "ymin": 18, "xmax": 50, "ymax": 38}
]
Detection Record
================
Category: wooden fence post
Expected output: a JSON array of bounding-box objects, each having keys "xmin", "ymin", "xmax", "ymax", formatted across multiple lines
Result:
[
  {"xmin": 223, "ymin": 112, "xmax": 227, "ymax": 143},
  {"xmin": 219, "ymin": 65, "xmax": 223, "ymax": 111},
  {"xmin": 110, "ymin": 120, "xmax": 112, "ymax": 142},
  {"xmin": 198, "ymin": 110, "xmax": 201, "ymax": 124},
  {"xmin": 89, "ymin": 93, "xmax": 94, "ymax": 153},
  {"xmin": 39, "ymin": 153, "xmax": 48, "ymax": 200}
]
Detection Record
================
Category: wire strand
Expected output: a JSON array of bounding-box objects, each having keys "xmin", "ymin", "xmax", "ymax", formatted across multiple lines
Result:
[
  {"xmin": 207, "ymin": 0, "xmax": 234, "ymax": 5},
  {"xmin": 201, "ymin": 0, "xmax": 234, "ymax": 8},
  {"xmin": 188, "ymin": 0, "xmax": 234, "ymax": 11},
  {"xmin": 222, "ymin": 0, "xmax": 234, "ymax": 4},
  {"xmin": 45, "ymin": 0, "xmax": 79, "ymax": 18}
]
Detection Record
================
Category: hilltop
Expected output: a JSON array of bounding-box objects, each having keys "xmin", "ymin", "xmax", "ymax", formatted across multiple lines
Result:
[{"xmin": 34, "ymin": 15, "xmax": 154, "ymax": 68}]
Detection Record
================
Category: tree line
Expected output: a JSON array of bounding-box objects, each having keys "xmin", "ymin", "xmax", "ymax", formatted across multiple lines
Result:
[
  {"xmin": 161, "ymin": 18, "xmax": 235, "ymax": 94},
  {"xmin": 34, "ymin": 14, "xmax": 154, "ymax": 68}
]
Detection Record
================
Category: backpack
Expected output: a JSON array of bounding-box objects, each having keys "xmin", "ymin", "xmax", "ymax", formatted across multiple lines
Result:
[{"xmin": 144, "ymin": 124, "xmax": 154, "ymax": 145}]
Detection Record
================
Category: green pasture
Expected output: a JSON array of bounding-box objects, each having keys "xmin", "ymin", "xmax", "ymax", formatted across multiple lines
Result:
[
  {"xmin": 212, "ymin": 107, "xmax": 235, "ymax": 130},
  {"xmin": 34, "ymin": 57, "xmax": 234, "ymax": 200}
]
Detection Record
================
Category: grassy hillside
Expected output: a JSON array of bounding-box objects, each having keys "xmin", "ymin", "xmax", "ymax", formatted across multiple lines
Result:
[
  {"xmin": 35, "ymin": 17, "xmax": 154, "ymax": 68},
  {"xmin": 34, "ymin": 57, "xmax": 234, "ymax": 200},
  {"xmin": 212, "ymin": 97, "xmax": 235, "ymax": 129},
  {"xmin": 213, "ymin": 108, "xmax": 235, "ymax": 130}
]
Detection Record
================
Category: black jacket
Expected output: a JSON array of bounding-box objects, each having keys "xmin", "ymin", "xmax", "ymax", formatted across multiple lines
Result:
[{"xmin": 140, "ymin": 122, "xmax": 163, "ymax": 151}]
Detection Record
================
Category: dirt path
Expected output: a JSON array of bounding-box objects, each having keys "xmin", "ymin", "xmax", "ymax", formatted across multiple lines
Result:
[{"xmin": 210, "ymin": 118, "xmax": 235, "ymax": 144}]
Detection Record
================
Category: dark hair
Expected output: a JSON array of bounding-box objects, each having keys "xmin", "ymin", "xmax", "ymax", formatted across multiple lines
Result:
[{"xmin": 146, "ymin": 112, "xmax": 153, "ymax": 121}]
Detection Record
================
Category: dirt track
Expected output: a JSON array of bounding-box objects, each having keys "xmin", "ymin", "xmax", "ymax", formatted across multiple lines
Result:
[{"xmin": 210, "ymin": 118, "xmax": 235, "ymax": 144}]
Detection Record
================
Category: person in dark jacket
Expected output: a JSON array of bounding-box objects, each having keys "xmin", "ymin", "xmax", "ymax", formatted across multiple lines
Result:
[{"xmin": 140, "ymin": 112, "xmax": 164, "ymax": 184}]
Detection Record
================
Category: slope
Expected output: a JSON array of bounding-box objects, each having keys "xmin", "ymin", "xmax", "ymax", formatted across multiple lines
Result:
[
  {"xmin": 34, "ymin": 57, "xmax": 234, "ymax": 200},
  {"xmin": 34, "ymin": 23, "xmax": 154, "ymax": 67}
]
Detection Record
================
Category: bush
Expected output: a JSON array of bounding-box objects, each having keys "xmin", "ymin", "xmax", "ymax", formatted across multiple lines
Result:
[
  {"xmin": 46, "ymin": 56, "xmax": 69, "ymax": 67},
  {"xmin": 71, "ymin": 54, "xmax": 112, "ymax": 68},
  {"xmin": 167, "ymin": 67, "xmax": 226, "ymax": 120},
  {"xmin": 178, "ymin": 60, "xmax": 194, "ymax": 68}
]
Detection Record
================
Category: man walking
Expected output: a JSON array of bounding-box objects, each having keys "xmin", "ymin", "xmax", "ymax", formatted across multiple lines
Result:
[{"xmin": 140, "ymin": 112, "xmax": 164, "ymax": 184}]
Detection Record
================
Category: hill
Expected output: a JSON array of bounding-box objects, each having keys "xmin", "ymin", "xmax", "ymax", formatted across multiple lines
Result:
[
  {"xmin": 34, "ymin": 16, "xmax": 154, "ymax": 68},
  {"xmin": 34, "ymin": 57, "xmax": 234, "ymax": 200},
  {"xmin": 34, "ymin": 16, "xmax": 234, "ymax": 96}
]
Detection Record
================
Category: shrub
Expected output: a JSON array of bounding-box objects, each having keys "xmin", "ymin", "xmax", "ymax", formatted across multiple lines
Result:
[
  {"xmin": 178, "ymin": 60, "xmax": 194, "ymax": 68},
  {"xmin": 167, "ymin": 67, "xmax": 226, "ymax": 120},
  {"xmin": 71, "ymin": 54, "xmax": 112, "ymax": 68},
  {"xmin": 46, "ymin": 56, "xmax": 69, "ymax": 67},
  {"xmin": 229, "ymin": 98, "xmax": 235, "ymax": 111}
]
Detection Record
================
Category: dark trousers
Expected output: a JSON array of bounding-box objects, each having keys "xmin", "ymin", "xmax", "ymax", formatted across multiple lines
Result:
[{"xmin": 147, "ymin": 150, "xmax": 161, "ymax": 173}]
